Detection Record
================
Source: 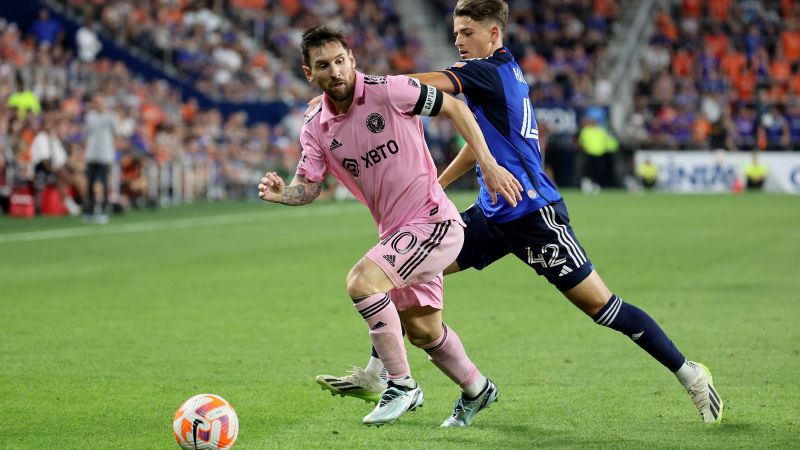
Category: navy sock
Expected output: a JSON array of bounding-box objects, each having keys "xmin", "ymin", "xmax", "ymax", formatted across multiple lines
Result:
[{"xmin": 593, "ymin": 295, "xmax": 685, "ymax": 372}]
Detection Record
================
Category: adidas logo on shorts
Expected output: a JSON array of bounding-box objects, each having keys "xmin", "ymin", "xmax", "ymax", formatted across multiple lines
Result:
[{"xmin": 383, "ymin": 254, "xmax": 396, "ymax": 267}]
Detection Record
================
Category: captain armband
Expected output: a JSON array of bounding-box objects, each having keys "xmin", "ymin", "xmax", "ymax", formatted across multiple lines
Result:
[{"xmin": 412, "ymin": 84, "xmax": 444, "ymax": 117}]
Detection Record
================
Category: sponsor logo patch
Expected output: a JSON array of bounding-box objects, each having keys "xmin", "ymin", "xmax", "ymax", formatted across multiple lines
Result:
[{"xmin": 342, "ymin": 158, "xmax": 360, "ymax": 177}]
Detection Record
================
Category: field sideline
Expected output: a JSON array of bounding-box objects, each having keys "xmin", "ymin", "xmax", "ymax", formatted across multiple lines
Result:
[{"xmin": 1, "ymin": 191, "xmax": 798, "ymax": 449}]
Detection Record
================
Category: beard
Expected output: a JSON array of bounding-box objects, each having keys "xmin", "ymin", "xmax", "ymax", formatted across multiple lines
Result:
[{"xmin": 324, "ymin": 79, "xmax": 355, "ymax": 102}]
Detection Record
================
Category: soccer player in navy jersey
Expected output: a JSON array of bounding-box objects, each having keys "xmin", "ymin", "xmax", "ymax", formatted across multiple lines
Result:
[{"xmin": 316, "ymin": 0, "xmax": 722, "ymax": 425}]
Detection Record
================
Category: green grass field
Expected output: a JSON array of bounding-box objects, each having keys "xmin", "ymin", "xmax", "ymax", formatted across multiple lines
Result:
[{"xmin": 1, "ymin": 191, "xmax": 798, "ymax": 449}]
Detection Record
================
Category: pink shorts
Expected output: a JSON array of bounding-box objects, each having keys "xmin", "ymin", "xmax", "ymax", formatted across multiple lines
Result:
[{"xmin": 366, "ymin": 220, "xmax": 464, "ymax": 311}]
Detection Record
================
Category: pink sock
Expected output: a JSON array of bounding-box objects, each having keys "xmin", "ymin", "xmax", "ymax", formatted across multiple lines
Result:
[
  {"xmin": 354, "ymin": 293, "xmax": 409, "ymax": 379},
  {"xmin": 420, "ymin": 323, "xmax": 480, "ymax": 389}
]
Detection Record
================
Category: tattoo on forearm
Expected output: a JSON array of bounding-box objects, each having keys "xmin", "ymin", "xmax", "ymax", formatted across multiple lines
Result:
[{"xmin": 280, "ymin": 182, "xmax": 322, "ymax": 205}]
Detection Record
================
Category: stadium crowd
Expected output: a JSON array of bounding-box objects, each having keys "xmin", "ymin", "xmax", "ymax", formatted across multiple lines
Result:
[
  {"xmin": 431, "ymin": 0, "xmax": 619, "ymax": 109},
  {"xmin": 0, "ymin": 14, "xmax": 300, "ymax": 218},
  {"xmin": 64, "ymin": 0, "xmax": 427, "ymax": 103},
  {"xmin": 630, "ymin": 0, "xmax": 800, "ymax": 151}
]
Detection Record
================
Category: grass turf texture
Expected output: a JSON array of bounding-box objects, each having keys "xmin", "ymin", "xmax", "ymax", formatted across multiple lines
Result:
[{"xmin": 1, "ymin": 191, "xmax": 798, "ymax": 449}]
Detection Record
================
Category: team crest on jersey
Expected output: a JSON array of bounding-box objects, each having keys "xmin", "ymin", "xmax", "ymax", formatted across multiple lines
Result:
[
  {"xmin": 363, "ymin": 75, "xmax": 387, "ymax": 85},
  {"xmin": 366, "ymin": 112, "xmax": 385, "ymax": 133},
  {"xmin": 342, "ymin": 158, "xmax": 360, "ymax": 177},
  {"xmin": 408, "ymin": 77, "xmax": 420, "ymax": 88}
]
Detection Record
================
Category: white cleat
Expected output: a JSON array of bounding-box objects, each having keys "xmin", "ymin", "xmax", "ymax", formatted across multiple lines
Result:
[
  {"xmin": 315, "ymin": 367, "xmax": 387, "ymax": 404},
  {"xmin": 685, "ymin": 361, "xmax": 723, "ymax": 424},
  {"xmin": 362, "ymin": 380, "xmax": 424, "ymax": 426},
  {"xmin": 441, "ymin": 379, "xmax": 499, "ymax": 427}
]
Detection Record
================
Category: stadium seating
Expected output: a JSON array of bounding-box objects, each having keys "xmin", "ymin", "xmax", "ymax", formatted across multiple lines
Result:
[{"xmin": 632, "ymin": 0, "xmax": 800, "ymax": 150}]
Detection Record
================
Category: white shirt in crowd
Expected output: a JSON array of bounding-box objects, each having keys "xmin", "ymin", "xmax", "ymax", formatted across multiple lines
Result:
[{"xmin": 30, "ymin": 130, "xmax": 67, "ymax": 170}]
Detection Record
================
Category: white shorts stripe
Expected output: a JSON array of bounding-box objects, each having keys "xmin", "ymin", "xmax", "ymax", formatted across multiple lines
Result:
[
  {"xmin": 543, "ymin": 206, "xmax": 586, "ymax": 266},
  {"xmin": 539, "ymin": 206, "xmax": 586, "ymax": 267}
]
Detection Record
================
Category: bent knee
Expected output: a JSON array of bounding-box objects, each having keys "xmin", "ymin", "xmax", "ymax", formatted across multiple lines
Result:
[{"xmin": 405, "ymin": 324, "xmax": 443, "ymax": 347}]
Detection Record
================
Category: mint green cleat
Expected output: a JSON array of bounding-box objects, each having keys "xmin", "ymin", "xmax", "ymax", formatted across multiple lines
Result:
[
  {"xmin": 316, "ymin": 367, "xmax": 386, "ymax": 404},
  {"xmin": 686, "ymin": 362, "xmax": 723, "ymax": 424}
]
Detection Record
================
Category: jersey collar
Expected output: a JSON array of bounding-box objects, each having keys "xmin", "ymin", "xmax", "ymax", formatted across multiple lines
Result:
[{"xmin": 320, "ymin": 70, "xmax": 365, "ymax": 126}]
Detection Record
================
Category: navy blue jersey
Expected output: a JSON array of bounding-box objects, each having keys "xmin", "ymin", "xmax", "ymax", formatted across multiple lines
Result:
[{"xmin": 441, "ymin": 47, "xmax": 561, "ymax": 223}]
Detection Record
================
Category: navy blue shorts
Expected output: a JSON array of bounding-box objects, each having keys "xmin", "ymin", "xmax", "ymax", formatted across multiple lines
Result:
[{"xmin": 456, "ymin": 201, "xmax": 594, "ymax": 291}]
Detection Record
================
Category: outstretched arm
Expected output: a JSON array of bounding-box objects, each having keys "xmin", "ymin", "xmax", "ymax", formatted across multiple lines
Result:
[
  {"xmin": 258, "ymin": 172, "xmax": 322, "ymax": 206},
  {"xmin": 436, "ymin": 94, "xmax": 523, "ymax": 205},
  {"xmin": 438, "ymin": 143, "xmax": 476, "ymax": 189},
  {"xmin": 406, "ymin": 72, "xmax": 457, "ymax": 94}
]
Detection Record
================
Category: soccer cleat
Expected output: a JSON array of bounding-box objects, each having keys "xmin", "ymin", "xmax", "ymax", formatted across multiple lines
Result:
[
  {"xmin": 685, "ymin": 361, "xmax": 723, "ymax": 424},
  {"xmin": 441, "ymin": 379, "xmax": 499, "ymax": 427},
  {"xmin": 315, "ymin": 367, "xmax": 386, "ymax": 404},
  {"xmin": 362, "ymin": 380, "xmax": 424, "ymax": 426}
]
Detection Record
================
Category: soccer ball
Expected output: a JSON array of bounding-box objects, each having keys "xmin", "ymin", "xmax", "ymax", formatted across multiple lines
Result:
[{"xmin": 173, "ymin": 394, "xmax": 239, "ymax": 450}]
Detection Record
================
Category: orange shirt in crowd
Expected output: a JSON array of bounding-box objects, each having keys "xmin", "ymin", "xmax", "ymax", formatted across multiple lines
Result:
[
  {"xmin": 734, "ymin": 70, "xmax": 757, "ymax": 101},
  {"xmin": 230, "ymin": 0, "xmax": 267, "ymax": 8},
  {"xmin": 708, "ymin": 0, "xmax": 732, "ymax": 22},
  {"xmin": 181, "ymin": 102, "xmax": 197, "ymax": 123},
  {"xmin": 158, "ymin": 7, "xmax": 182, "ymax": 26},
  {"xmin": 790, "ymin": 73, "xmax": 800, "ymax": 95},
  {"xmin": 390, "ymin": 51, "xmax": 415, "ymax": 74},
  {"xmin": 280, "ymin": 0, "xmax": 301, "ymax": 17},
  {"xmin": 656, "ymin": 12, "xmax": 678, "ymax": 42},
  {"xmin": 594, "ymin": 0, "xmax": 616, "ymax": 18},
  {"xmin": 720, "ymin": 51, "xmax": 746, "ymax": 81},
  {"xmin": 672, "ymin": 49, "xmax": 694, "ymax": 77},
  {"xmin": 780, "ymin": 30, "xmax": 800, "ymax": 62},
  {"xmin": 691, "ymin": 115, "xmax": 712, "ymax": 143},
  {"xmin": 141, "ymin": 102, "xmax": 165, "ymax": 137},
  {"xmin": 705, "ymin": 33, "xmax": 729, "ymax": 59},
  {"xmin": 767, "ymin": 84, "xmax": 788, "ymax": 103},
  {"xmin": 770, "ymin": 58, "xmax": 792, "ymax": 84},
  {"xmin": 682, "ymin": 0, "xmax": 702, "ymax": 18},
  {"xmin": 339, "ymin": 0, "xmax": 359, "ymax": 18},
  {"xmin": 522, "ymin": 51, "xmax": 548, "ymax": 76}
]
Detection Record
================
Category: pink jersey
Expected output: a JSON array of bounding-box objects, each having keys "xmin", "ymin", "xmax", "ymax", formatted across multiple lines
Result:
[{"xmin": 297, "ymin": 70, "xmax": 463, "ymax": 238}]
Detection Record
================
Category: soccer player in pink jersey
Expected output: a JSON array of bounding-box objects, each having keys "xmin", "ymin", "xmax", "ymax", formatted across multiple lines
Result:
[{"xmin": 258, "ymin": 26, "xmax": 523, "ymax": 426}]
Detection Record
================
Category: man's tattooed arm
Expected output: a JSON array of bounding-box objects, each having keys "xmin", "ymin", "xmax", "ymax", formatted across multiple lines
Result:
[{"xmin": 280, "ymin": 174, "xmax": 323, "ymax": 205}]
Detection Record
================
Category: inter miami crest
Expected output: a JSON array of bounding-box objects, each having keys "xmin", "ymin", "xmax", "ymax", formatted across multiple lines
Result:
[
  {"xmin": 342, "ymin": 158, "xmax": 360, "ymax": 177},
  {"xmin": 366, "ymin": 112, "xmax": 385, "ymax": 133}
]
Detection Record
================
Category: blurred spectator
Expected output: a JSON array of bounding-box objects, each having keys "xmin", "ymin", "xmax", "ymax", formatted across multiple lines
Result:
[
  {"xmin": 76, "ymin": 22, "xmax": 102, "ymax": 63},
  {"xmin": 636, "ymin": 157, "xmax": 659, "ymax": 190},
  {"xmin": 31, "ymin": 8, "xmax": 63, "ymax": 45},
  {"xmin": 30, "ymin": 111, "xmax": 82, "ymax": 215},
  {"xmin": 578, "ymin": 110, "xmax": 618, "ymax": 192},
  {"xmin": 7, "ymin": 75, "xmax": 42, "ymax": 120},
  {"xmin": 83, "ymin": 94, "xmax": 116, "ymax": 223},
  {"xmin": 743, "ymin": 152, "xmax": 767, "ymax": 190},
  {"xmin": 757, "ymin": 104, "xmax": 790, "ymax": 150}
]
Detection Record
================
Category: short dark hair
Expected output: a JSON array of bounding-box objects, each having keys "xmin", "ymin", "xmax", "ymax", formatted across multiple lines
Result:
[
  {"xmin": 453, "ymin": 0, "xmax": 509, "ymax": 32},
  {"xmin": 300, "ymin": 26, "xmax": 350, "ymax": 66}
]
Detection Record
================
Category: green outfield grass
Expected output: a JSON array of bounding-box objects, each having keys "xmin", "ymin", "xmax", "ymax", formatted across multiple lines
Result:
[{"xmin": 1, "ymin": 191, "xmax": 798, "ymax": 449}]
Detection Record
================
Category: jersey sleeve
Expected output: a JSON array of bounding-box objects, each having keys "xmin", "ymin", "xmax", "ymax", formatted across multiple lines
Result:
[
  {"xmin": 386, "ymin": 75, "xmax": 444, "ymax": 117},
  {"xmin": 440, "ymin": 59, "xmax": 495, "ymax": 96},
  {"xmin": 295, "ymin": 125, "xmax": 327, "ymax": 183}
]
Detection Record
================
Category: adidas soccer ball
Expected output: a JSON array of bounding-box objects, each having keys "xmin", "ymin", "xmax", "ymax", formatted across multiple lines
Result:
[{"xmin": 173, "ymin": 394, "xmax": 239, "ymax": 450}]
